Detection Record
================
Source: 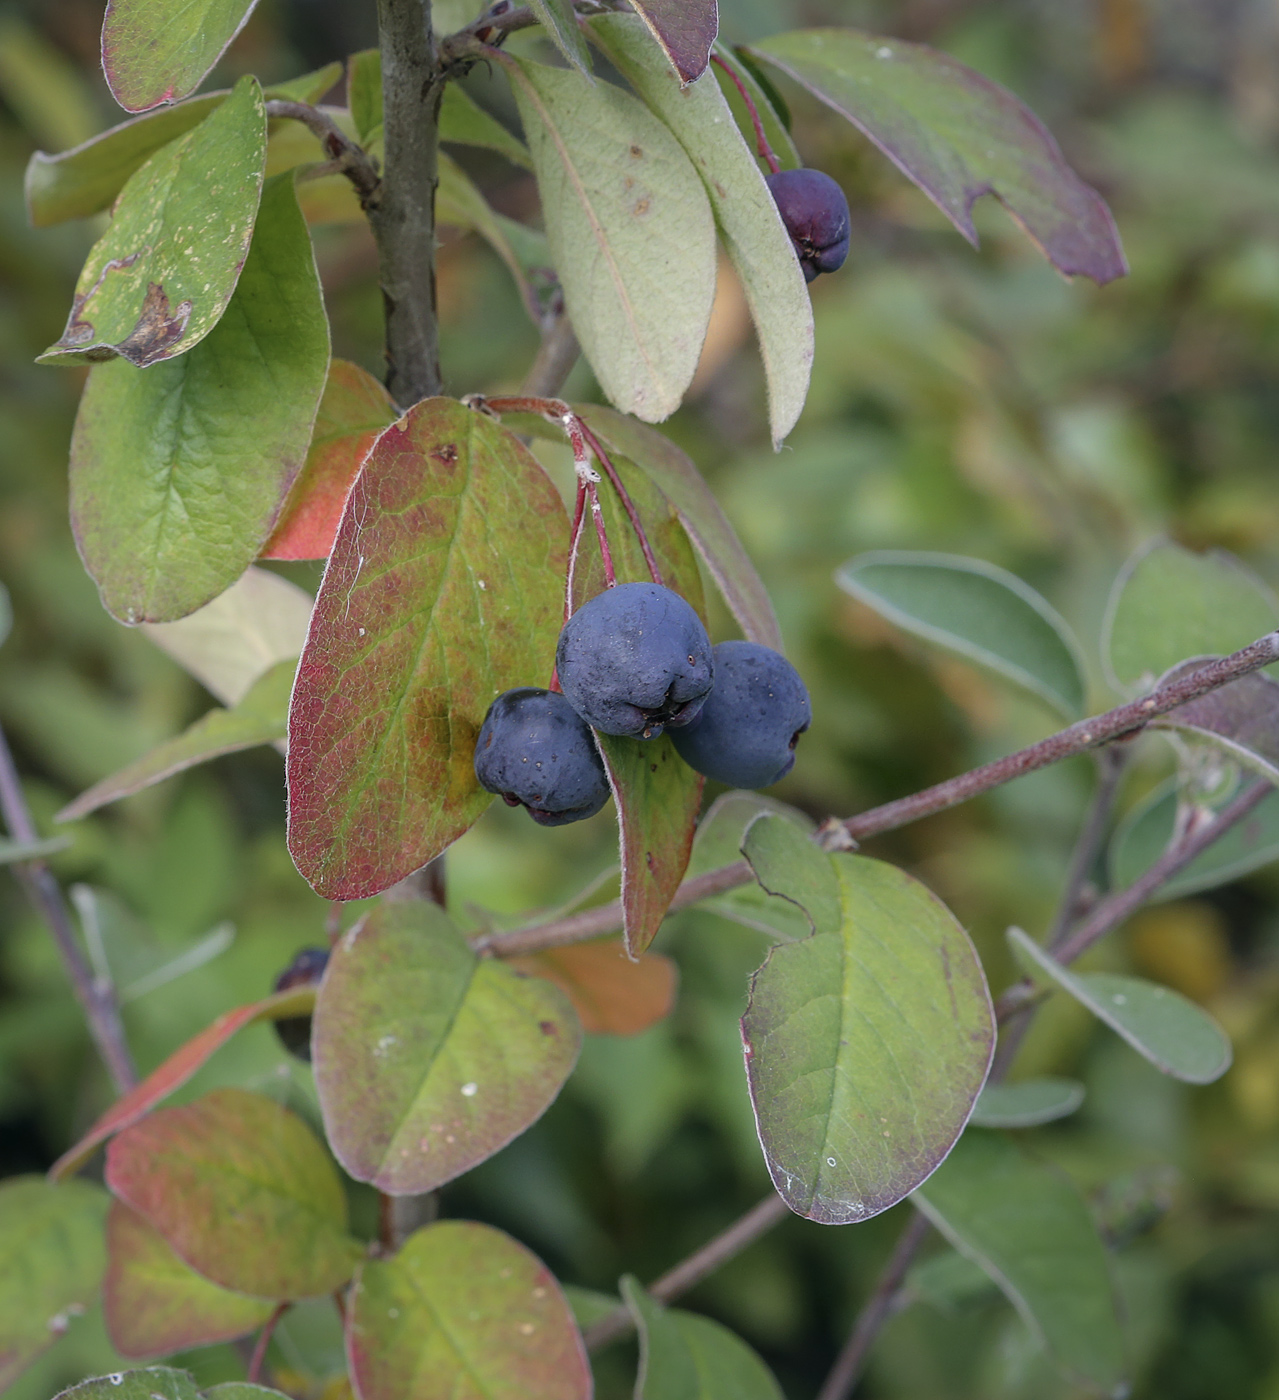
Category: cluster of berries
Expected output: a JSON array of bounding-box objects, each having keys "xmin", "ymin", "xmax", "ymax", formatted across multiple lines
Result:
[{"xmin": 474, "ymin": 582, "xmax": 811, "ymax": 827}]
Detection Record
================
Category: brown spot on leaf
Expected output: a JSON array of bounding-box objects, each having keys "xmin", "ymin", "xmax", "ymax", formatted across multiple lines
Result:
[
  {"xmin": 538, "ymin": 1020, "xmax": 557, "ymax": 1036},
  {"xmin": 630, "ymin": 145, "xmax": 643, "ymax": 158},
  {"xmin": 431, "ymin": 442, "xmax": 459, "ymax": 465},
  {"xmin": 117, "ymin": 281, "xmax": 193, "ymax": 366},
  {"xmin": 633, "ymin": 199, "xmax": 651, "ymax": 217},
  {"xmin": 645, "ymin": 851, "xmax": 656, "ymax": 874}
]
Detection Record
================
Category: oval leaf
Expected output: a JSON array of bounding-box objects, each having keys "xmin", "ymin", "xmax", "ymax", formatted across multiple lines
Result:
[
  {"xmin": 102, "ymin": 0, "xmax": 258, "ymax": 112},
  {"xmin": 511, "ymin": 939, "xmax": 678, "ymax": 1036},
  {"xmin": 56, "ymin": 1370, "xmax": 200, "ymax": 1400},
  {"xmin": 1008, "ymin": 925, "xmax": 1232, "ymax": 1084},
  {"xmin": 287, "ymin": 398, "xmax": 567, "ymax": 900},
  {"xmin": 970, "ymin": 1078, "xmax": 1085, "ymax": 1128},
  {"xmin": 742, "ymin": 811, "xmax": 841, "ymax": 935},
  {"xmin": 837, "ymin": 551, "xmax": 1087, "ymax": 718},
  {"xmin": 505, "ymin": 55, "xmax": 716, "ymax": 422},
  {"xmin": 0, "ymin": 1177, "xmax": 108, "ymax": 1390},
  {"xmin": 348, "ymin": 1221, "xmax": 590, "ymax": 1400},
  {"xmin": 41, "ymin": 76, "xmax": 267, "ymax": 365},
  {"xmin": 105, "ymin": 1087, "xmax": 363, "ymax": 1298},
  {"xmin": 743, "ymin": 853, "xmax": 994, "ymax": 1223},
  {"xmin": 747, "ymin": 30, "xmax": 1126, "ymax": 284},
  {"xmin": 591, "ymin": 14, "xmax": 813, "ymax": 447},
  {"xmin": 313, "ymin": 900, "xmax": 582, "ymax": 1194},
  {"xmin": 913, "ymin": 1131, "xmax": 1126, "ymax": 1393},
  {"xmin": 71, "ymin": 171, "xmax": 329, "ymax": 623},
  {"xmin": 1104, "ymin": 540, "xmax": 1279, "ymax": 691},
  {"xmin": 1154, "ymin": 663, "xmax": 1279, "ymax": 786},
  {"xmin": 530, "ymin": 0, "xmax": 593, "ymax": 76},
  {"xmin": 104, "ymin": 1200, "xmax": 274, "ymax": 1358},
  {"xmin": 440, "ymin": 83, "xmax": 533, "ymax": 169},
  {"xmin": 629, "ymin": 0, "xmax": 717, "ymax": 85}
]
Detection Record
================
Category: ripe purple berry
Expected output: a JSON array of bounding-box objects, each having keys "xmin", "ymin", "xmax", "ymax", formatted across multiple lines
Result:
[
  {"xmin": 475, "ymin": 687, "xmax": 611, "ymax": 825},
  {"xmin": 272, "ymin": 945, "xmax": 329, "ymax": 1062},
  {"xmin": 670, "ymin": 641, "xmax": 810, "ymax": 789},
  {"xmin": 765, "ymin": 168, "xmax": 851, "ymax": 282},
  {"xmin": 556, "ymin": 582, "xmax": 714, "ymax": 739}
]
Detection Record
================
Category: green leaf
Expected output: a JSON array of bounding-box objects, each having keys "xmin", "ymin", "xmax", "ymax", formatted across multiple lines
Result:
[
  {"xmin": 0, "ymin": 1176, "xmax": 109, "ymax": 1390},
  {"xmin": 628, "ymin": 0, "xmax": 718, "ymax": 85},
  {"xmin": 1109, "ymin": 779, "xmax": 1279, "ymax": 901},
  {"xmin": 622, "ymin": 1276, "xmax": 785, "ymax": 1400},
  {"xmin": 747, "ymin": 30, "xmax": 1126, "ymax": 284},
  {"xmin": 56, "ymin": 1370, "xmax": 200, "ymax": 1400},
  {"xmin": 0, "ymin": 581, "xmax": 9, "ymax": 647},
  {"xmin": 1103, "ymin": 540, "xmax": 1279, "ymax": 690},
  {"xmin": 58, "ymin": 659, "xmax": 293, "ymax": 821},
  {"xmin": 440, "ymin": 84, "xmax": 533, "ymax": 169},
  {"xmin": 141, "ymin": 565, "xmax": 313, "ymax": 706},
  {"xmin": 564, "ymin": 1285, "xmax": 620, "ymax": 1331},
  {"xmin": 264, "ymin": 63, "xmax": 344, "ymax": 105},
  {"xmin": 287, "ymin": 398, "xmax": 566, "ymax": 900},
  {"xmin": 101, "ymin": 0, "xmax": 258, "ymax": 113},
  {"xmin": 530, "ymin": 0, "xmax": 593, "ymax": 77},
  {"xmin": 313, "ymin": 900, "xmax": 581, "ymax": 1194},
  {"xmin": 41, "ymin": 76, "xmax": 267, "ymax": 366},
  {"xmin": 711, "ymin": 42, "xmax": 800, "ymax": 173},
  {"xmin": 348, "ymin": 1221, "xmax": 590, "ymax": 1400},
  {"xmin": 970, "ymin": 1078, "xmax": 1085, "ymax": 1128},
  {"xmin": 914, "ymin": 1131, "xmax": 1126, "ymax": 1394},
  {"xmin": 837, "ymin": 551, "xmax": 1087, "ymax": 718},
  {"xmin": 347, "ymin": 50, "xmax": 382, "ymax": 142},
  {"xmin": 741, "ymin": 812, "xmax": 840, "ymax": 934},
  {"xmin": 70, "ymin": 171, "xmax": 329, "ymax": 623},
  {"xmin": 743, "ymin": 853, "xmax": 994, "ymax": 1223},
  {"xmin": 577, "ymin": 407, "xmax": 783, "ymax": 650},
  {"xmin": 105, "ymin": 1087, "xmax": 363, "ymax": 1298},
  {"xmin": 437, "ymin": 152, "xmax": 542, "ymax": 317},
  {"xmin": 1153, "ymin": 665, "xmax": 1279, "ymax": 786},
  {"xmin": 0, "ymin": 834, "xmax": 72, "ymax": 863},
  {"xmin": 104, "ymin": 1200, "xmax": 274, "ymax": 1358},
  {"xmin": 505, "ymin": 55, "xmax": 716, "ymax": 422},
  {"xmin": 590, "ymin": 14, "xmax": 813, "ymax": 448},
  {"xmin": 0, "ymin": 17, "xmax": 101, "ymax": 151},
  {"xmin": 1008, "ymin": 925, "xmax": 1232, "ymax": 1084}
]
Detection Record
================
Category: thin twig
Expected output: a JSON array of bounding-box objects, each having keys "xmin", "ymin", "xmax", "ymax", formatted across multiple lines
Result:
[
  {"xmin": 578, "ymin": 420, "xmax": 665, "ymax": 588},
  {"xmin": 0, "ymin": 722, "xmax": 136, "ymax": 1091},
  {"xmin": 710, "ymin": 53, "xmax": 781, "ymax": 174},
  {"xmin": 581, "ymin": 1192, "xmax": 790, "ymax": 1350},
  {"xmin": 247, "ymin": 1302, "xmax": 290, "ymax": 1384},
  {"xmin": 521, "ymin": 307, "xmax": 581, "ymax": 398},
  {"xmin": 264, "ymin": 101, "xmax": 381, "ymax": 205},
  {"xmin": 587, "ymin": 479, "xmax": 616, "ymax": 586},
  {"xmin": 479, "ymin": 631, "xmax": 1279, "ymax": 957},
  {"xmin": 1045, "ymin": 745, "xmax": 1129, "ymax": 949}
]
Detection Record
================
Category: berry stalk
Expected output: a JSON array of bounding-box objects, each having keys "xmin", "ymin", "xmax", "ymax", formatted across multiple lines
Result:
[{"xmin": 711, "ymin": 52, "xmax": 782, "ymax": 175}]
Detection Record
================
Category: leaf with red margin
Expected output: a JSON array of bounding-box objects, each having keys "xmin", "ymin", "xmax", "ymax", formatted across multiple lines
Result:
[
  {"xmin": 102, "ymin": 0, "xmax": 259, "ymax": 113},
  {"xmin": 261, "ymin": 361, "xmax": 398, "ymax": 561},
  {"xmin": 629, "ymin": 0, "xmax": 718, "ymax": 85},
  {"xmin": 104, "ymin": 1201, "xmax": 274, "ymax": 1358},
  {"xmin": 49, "ymin": 986, "xmax": 316, "ymax": 1182},
  {"xmin": 286, "ymin": 398, "xmax": 567, "ymax": 900},
  {"xmin": 313, "ymin": 900, "xmax": 581, "ymax": 1195},
  {"xmin": 105, "ymin": 1088, "xmax": 363, "ymax": 1299},
  {"xmin": 511, "ymin": 939, "xmax": 677, "ymax": 1035},
  {"xmin": 348, "ymin": 1220, "xmax": 590, "ymax": 1400},
  {"xmin": 747, "ymin": 29, "xmax": 1127, "ymax": 285}
]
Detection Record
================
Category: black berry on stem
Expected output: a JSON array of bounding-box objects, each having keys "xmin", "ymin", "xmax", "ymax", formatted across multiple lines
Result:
[
  {"xmin": 272, "ymin": 946, "xmax": 330, "ymax": 1062},
  {"xmin": 765, "ymin": 168, "xmax": 851, "ymax": 282}
]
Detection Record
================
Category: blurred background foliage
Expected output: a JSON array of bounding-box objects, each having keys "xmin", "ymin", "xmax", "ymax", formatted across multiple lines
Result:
[{"xmin": 3, "ymin": 0, "xmax": 1279, "ymax": 1396}]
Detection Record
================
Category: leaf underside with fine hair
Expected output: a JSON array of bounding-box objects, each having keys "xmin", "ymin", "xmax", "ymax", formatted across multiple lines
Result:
[{"xmin": 101, "ymin": 0, "xmax": 259, "ymax": 112}]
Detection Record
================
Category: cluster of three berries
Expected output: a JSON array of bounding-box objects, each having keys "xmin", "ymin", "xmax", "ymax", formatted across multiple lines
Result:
[{"xmin": 474, "ymin": 583, "xmax": 811, "ymax": 827}]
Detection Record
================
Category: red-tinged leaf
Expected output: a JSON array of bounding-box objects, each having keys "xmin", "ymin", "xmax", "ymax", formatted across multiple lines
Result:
[
  {"xmin": 104, "ymin": 1201, "xmax": 274, "ymax": 1358},
  {"xmin": 49, "ymin": 987, "xmax": 315, "ymax": 1182},
  {"xmin": 511, "ymin": 939, "xmax": 677, "ymax": 1035},
  {"xmin": 261, "ymin": 361, "xmax": 398, "ymax": 561},
  {"xmin": 597, "ymin": 732, "xmax": 704, "ymax": 959},
  {"xmin": 348, "ymin": 1220, "xmax": 590, "ymax": 1400},
  {"xmin": 287, "ymin": 398, "xmax": 567, "ymax": 900},
  {"xmin": 577, "ymin": 406, "xmax": 783, "ymax": 651},
  {"xmin": 747, "ymin": 30, "xmax": 1127, "ymax": 285},
  {"xmin": 630, "ymin": 0, "xmax": 718, "ymax": 85},
  {"xmin": 106, "ymin": 1088, "xmax": 363, "ymax": 1299},
  {"xmin": 102, "ymin": 0, "xmax": 259, "ymax": 113},
  {"xmin": 313, "ymin": 901, "xmax": 581, "ymax": 1195}
]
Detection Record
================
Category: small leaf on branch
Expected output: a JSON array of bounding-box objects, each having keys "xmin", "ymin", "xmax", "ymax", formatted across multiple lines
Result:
[
  {"xmin": 628, "ymin": 0, "xmax": 718, "ymax": 85},
  {"xmin": 1154, "ymin": 664, "xmax": 1279, "ymax": 787},
  {"xmin": 505, "ymin": 55, "xmax": 716, "ymax": 422},
  {"xmin": 313, "ymin": 901, "xmax": 581, "ymax": 1194},
  {"xmin": 262, "ymin": 361, "xmax": 398, "ymax": 561},
  {"xmin": 50, "ymin": 985, "xmax": 317, "ymax": 1181},
  {"xmin": 1008, "ymin": 925, "xmax": 1232, "ymax": 1083},
  {"xmin": 970, "ymin": 1078, "xmax": 1085, "ymax": 1128},
  {"xmin": 70, "ymin": 171, "xmax": 329, "ymax": 622},
  {"xmin": 101, "ymin": 0, "xmax": 259, "ymax": 112},
  {"xmin": 914, "ymin": 1130, "xmax": 1126, "ymax": 1393},
  {"xmin": 105, "ymin": 1087, "xmax": 362, "ymax": 1298},
  {"xmin": 0, "ymin": 834, "xmax": 71, "ymax": 863},
  {"xmin": 837, "ymin": 551, "xmax": 1087, "ymax": 718},
  {"xmin": 440, "ymin": 84, "xmax": 533, "ymax": 169},
  {"xmin": 0, "ymin": 1176, "xmax": 108, "ymax": 1390},
  {"xmin": 346, "ymin": 50, "xmax": 382, "ymax": 141},
  {"xmin": 742, "ymin": 853, "xmax": 994, "ymax": 1223},
  {"xmin": 747, "ymin": 29, "xmax": 1127, "ymax": 284},
  {"xmin": 287, "ymin": 398, "xmax": 566, "ymax": 900},
  {"xmin": 512, "ymin": 939, "xmax": 677, "ymax": 1035},
  {"xmin": 40, "ymin": 76, "xmax": 267, "ymax": 366},
  {"xmin": 741, "ymin": 812, "xmax": 841, "ymax": 934},
  {"xmin": 104, "ymin": 1200, "xmax": 274, "ymax": 1358},
  {"xmin": 348, "ymin": 1220, "xmax": 590, "ymax": 1400},
  {"xmin": 529, "ymin": 0, "xmax": 593, "ymax": 77},
  {"xmin": 437, "ymin": 153, "xmax": 544, "ymax": 319}
]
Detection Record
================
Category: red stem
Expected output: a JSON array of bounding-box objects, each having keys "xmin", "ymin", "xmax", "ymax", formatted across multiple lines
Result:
[
  {"xmin": 587, "ymin": 480, "xmax": 616, "ymax": 586},
  {"xmin": 578, "ymin": 420, "xmax": 665, "ymax": 588},
  {"xmin": 247, "ymin": 1302, "xmax": 289, "ymax": 1384},
  {"xmin": 711, "ymin": 52, "xmax": 781, "ymax": 175}
]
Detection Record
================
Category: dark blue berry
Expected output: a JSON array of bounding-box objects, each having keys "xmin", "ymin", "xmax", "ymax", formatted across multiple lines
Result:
[
  {"xmin": 474, "ymin": 687, "xmax": 610, "ymax": 825},
  {"xmin": 556, "ymin": 582, "xmax": 714, "ymax": 739},
  {"xmin": 670, "ymin": 641, "xmax": 810, "ymax": 788},
  {"xmin": 765, "ymin": 168, "xmax": 850, "ymax": 282},
  {"xmin": 272, "ymin": 945, "xmax": 329, "ymax": 1062}
]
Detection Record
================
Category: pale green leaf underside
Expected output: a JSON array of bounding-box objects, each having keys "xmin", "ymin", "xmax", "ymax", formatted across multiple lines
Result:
[{"xmin": 970, "ymin": 1077, "xmax": 1085, "ymax": 1128}]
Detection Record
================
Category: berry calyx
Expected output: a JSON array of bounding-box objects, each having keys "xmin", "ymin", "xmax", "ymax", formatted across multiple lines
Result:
[
  {"xmin": 670, "ymin": 641, "xmax": 811, "ymax": 788},
  {"xmin": 272, "ymin": 945, "xmax": 329, "ymax": 1062},
  {"xmin": 474, "ymin": 687, "xmax": 611, "ymax": 825},
  {"xmin": 765, "ymin": 168, "xmax": 851, "ymax": 282},
  {"xmin": 556, "ymin": 582, "xmax": 714, "ymax": 739}
]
